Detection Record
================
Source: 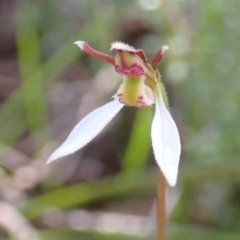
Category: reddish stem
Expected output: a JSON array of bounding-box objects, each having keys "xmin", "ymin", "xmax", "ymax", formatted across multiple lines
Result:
[
  {"xmin": 157, "ymin": 171, "xmax": 166, "ymax": 240},
  {"xmin": 82, "ymin": 43, "xmax": 115, "ymax": 65},
  {"xmin": 151, "ymin": 46, "xmax": 169, "ymax": 69}
]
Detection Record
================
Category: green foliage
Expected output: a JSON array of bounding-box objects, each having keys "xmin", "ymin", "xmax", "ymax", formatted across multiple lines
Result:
[{"xmin": 0, "ymin": 0, "xmax": 240, "ymax": 239}]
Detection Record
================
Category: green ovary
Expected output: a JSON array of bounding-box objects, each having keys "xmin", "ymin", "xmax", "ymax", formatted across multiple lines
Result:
[{"xmin": 117, "ymin": 76, "xmax": 153, "ymax": 107}]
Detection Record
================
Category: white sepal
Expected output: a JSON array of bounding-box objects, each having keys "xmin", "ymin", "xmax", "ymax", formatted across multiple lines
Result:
[
  {"xmin": 47, "ymin": 100, "xmax": 124, "ymax": 164},
  {"xmin": 110, "ymin": 41, "xmax": 137, "ymax": 52},
  {"xmin": 74, "ymin": 41, "xmax": 85, "ymax": 50},
  {"xmin": 151, "ymin": 84, "xmax": 181, "ymax": 186}
]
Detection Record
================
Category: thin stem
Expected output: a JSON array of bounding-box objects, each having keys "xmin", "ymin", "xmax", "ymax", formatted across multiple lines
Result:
[
  {"xmin": 157, "ymin": 171, "xmax": 166, "ymax": 240},
  {"xmin": 76, "ymin": 41, "xmax": 115, "ymax": 65},
  {"xmin": 151, "ymin": 46, "xmax": 169, "ymax": 70},
  {"xmin": 155, "ymin": 76, "xmax": 168, "ymax": 240}
]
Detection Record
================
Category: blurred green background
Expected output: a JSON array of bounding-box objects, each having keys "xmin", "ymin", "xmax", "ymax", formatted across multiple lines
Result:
[{"xmin": 0, "ymin": 0, "xmax": 240, "ymax": 239}]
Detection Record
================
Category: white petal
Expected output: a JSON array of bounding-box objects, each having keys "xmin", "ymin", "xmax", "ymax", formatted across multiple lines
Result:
[
  {"xmin": 151, "ymin": 84, "xmax": 181, "ymax": 186},
  {"xmin": 47, "ymin": 100, "xmax": 124, "ymax": 164}
]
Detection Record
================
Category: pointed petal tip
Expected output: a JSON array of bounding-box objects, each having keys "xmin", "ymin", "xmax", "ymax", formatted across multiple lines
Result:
[
  {"xmin": 46, "ymin": 147, "xmax": 68, "ymax": 164},
  {"xmin": 46, "ymin": 158, "xmax": 52, "ymax": 164},
  {"xmin": 74, "ymin": 40, "xmax": 85, "ymax": 50},
  {"xmin": 46, "ymin": 153, "xmax": 58, "ymax": 164},
  {"xmin": 162, "ymin": 45, "xmax": 169, "ymax": 53},
  {"xmin": 167, "ymin": 174, "xmax": 177, "ymax": 187}
]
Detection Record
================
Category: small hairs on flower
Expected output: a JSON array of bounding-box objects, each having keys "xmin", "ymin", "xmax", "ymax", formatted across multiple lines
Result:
[{"xmin": 110, "ymin": 41, "xmax": 139, "ymax": 52}]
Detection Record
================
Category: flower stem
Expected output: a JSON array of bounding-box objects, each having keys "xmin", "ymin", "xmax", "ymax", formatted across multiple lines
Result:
[
  {"xmin": 156, "ymin": 77, "xmax": 168, "ymax": 240},
  {"xmin": 157, "ymin": 171, "xmax": 166, "ymax": 240}
]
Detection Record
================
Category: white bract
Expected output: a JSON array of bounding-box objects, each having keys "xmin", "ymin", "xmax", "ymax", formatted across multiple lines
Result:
[{"xmin": 47, "ymin": 41, "xmax": 181, "ymax": 186}]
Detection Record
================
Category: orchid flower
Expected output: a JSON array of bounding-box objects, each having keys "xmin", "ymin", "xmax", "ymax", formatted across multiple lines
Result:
[{"xmin": 47, "ymin": 41, "xmax": 181, "ymax": 186}]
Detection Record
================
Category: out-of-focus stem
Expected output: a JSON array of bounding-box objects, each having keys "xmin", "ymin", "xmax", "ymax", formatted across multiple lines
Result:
[
  {"xmin": 156, "ymin": 76, "xmax": 168, "ymax": 240},
  {"xmin": 157, "ymin": 171, "xmax": 166, "ymax": 240},
  {"xmin": 75, "ymin": 41, "xmax": 115, "ymax": 65}
]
